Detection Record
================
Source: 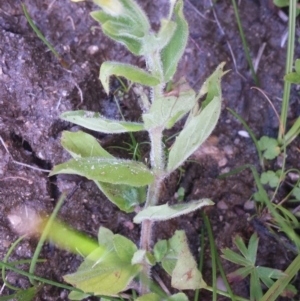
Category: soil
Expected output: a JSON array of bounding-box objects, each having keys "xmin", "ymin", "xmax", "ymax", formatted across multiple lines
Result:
[{"xmin": 0, "ymin": 0, "xmax": 300, "ymax": 300}]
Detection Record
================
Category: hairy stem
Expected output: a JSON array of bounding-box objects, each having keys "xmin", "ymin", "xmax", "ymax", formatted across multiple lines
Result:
[{"xmin": 139, "ymin": 125, "xmax": 165, "ymax": 294}]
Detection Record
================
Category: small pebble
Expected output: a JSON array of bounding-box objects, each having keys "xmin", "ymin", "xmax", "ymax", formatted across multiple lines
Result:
[
  {"xmin": 217, "ymin": 200, "xmax": 228, "ymax": 210},
  {"xmin": 244, "ymin": 200, "xmax": 255, "ymax": 210},
  {"xmin": 238, "ymin": 130, "xmax": 250, "ymax": 138},
  {"xmin": 288, "ymin": 172, "xmax": 299, "ymax": 182},
  {"xmin": 218, "ymin": 157, "xmax": 227, "ymax": 167},
  {"xmin": 216, "ymin": 276, "xmax": 227, "ymax": 291},
  {"xmin": 223, "ymin": 145, "xmax": 234, "ymax": 156},
  {"xmin": 87, "ymin": 45, "xmax": 99, "ymax": 55}
]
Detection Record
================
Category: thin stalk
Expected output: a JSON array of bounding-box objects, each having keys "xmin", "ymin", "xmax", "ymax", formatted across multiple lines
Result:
[
  {"xmin": 2, "ymin": 235, "xmax": 27, "ymax": 291},
  {"xmin": 194, "ymin": 226, "xmax": 205, "ymax": 301},
  {"xmin": 216, "ymin": 252, "xmax": 236, "ymax": 301},
  {"xmin": 231, "ymin": 0, "xmax": 259, "ymax": 86},
  {"xmin": 21, "ymin": 2, "xmax": 68, "ymax": 69},
  {"xmin": 203, "ymin": 213, "xmax": 217, "ymax": 301},
  {"xmin": 204, "ymin": 286, "xmax": 250, "ymax": 301},
  {"xmin": 278, "ymin": 0, "xmax": 296, "ymax": 143},
  {"xmin": 261, "ymin": 254, "xmax": 300, "ymax": 301},
  {"xmin": 0, "ymin": 261, "xmax": 83, "ymax": 292},
  {"xmin": 29, "ymin": 193, "xmax": 66, "ymax": 285}
]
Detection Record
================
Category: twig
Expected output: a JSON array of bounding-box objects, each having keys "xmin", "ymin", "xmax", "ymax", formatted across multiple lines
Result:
[
  {"xmin": 0, "ymin": 176, "xmax": 33, "ymax": 184},
  {"xmin": 0, "ymin": 136, "xmax": 51, "ymax": 173},
  {"xmin": 185, "ymin": 0, "xmax": 216, "ymax": 23},
  {"xmin": 73, "ymin": 79, "xmax": 84, "ymax": 109},
  {"xmin": 208, "ymin": 0, "xmax": 247, "ymax": 81},
  {"xmin": 152, "ymin": 271, "xmax": 171, "ymax": 295},
  {"xmin": 254, "ymin": 42, "xmax": 266, "ymax": 73}
]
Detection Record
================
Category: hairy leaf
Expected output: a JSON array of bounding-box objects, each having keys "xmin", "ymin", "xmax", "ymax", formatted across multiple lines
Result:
[
  {"xmin": 113, "ymin": 234, "xmax": 138, "ymax": 262},
  {"xmin": 167, "ymin": 96, "xmax": 221, "ymax": 172},
  {"xmin": 61, "ymin": 131, "xmax": 112, "ymax": 159},
  {"xmin": 61, "ymin": 131, "xmax": 146, "ymax": 212},
  {"xmin": 90, "ymin": 0, "xmax": 150, "ymax": 54},
  {"xmin": 134, "ymin": 199, "xmax": 213, "ymax": 223},
  {"xmin": 64, "ymin": 247, "xmax": 141, "ymax": 295},
  {"xmin": 61, "ymin": 110, "xmax": 144, "ymax": 133},
  {"xmin": 50, "ymin": 157, "xmax": 154, "ymax": 187},
  {"xmin": 100, "ymin": 61, "xmax": 160, "ymax": 94},
  {"xmin": 167, "ymin": 63, "xmax": 225, "ymax": 172},
  {"xmin": 142, "ymin": 86, "xmax": 196, "ymax": 129},
  {"xmin": 161, "ymin": 0, "xmax": 188, "ymax": 82}
]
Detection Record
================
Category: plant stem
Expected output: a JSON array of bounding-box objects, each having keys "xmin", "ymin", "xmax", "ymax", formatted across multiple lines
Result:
[
  {"xmin": 278, "ymin": 0, "xmax": 296, "ymax": 143},
  {"xmin": 231, "ymin": 0, "xmax": 259, "ymax": 86},
  {"xmin": 139, "ymin": 126, "xmax": 165, "ymax": 294}
]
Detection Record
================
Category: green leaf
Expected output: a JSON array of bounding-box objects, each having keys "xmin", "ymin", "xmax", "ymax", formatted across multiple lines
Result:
[
  {"xmin": 135, "ymin": 293, "xmax": 161, "ymax": 301},
  {"xmin": 6, "ymin": 287, "xmax": 37, "ymax": 301},
  {"xmin": 221, "ymin": 248, "xmax": 251, "ymax": 266},
  {"xmin": 61, "ymin": 131, "xmax": 145, "ymax": 212},
  {"xmin": 90, "ymin": 0, "xmax": 150, "ymax": 55},
  {"xmin": 260, "ymin": 170, "xmax": 281, "ymax": 188},
  {"xmin": 98, "ymin": 227, "xmax": 114, "ymax": 249},
  {"xmin": 113, "ymin": 234, "xmax": 137, "ymax": 262},
  {"xmin": 61, "ymin": 110, "xmax": 144, "ymax": 133},
  {"xmin": 160, "ymin": 231, "xmax": 206, "ymax": 290},
  {"xmin": 246, "ymin": 233, "xmax": 259, "ymax": 264},
  {"xmin": 133, "ymin": 199, "xmax": 213, "ymax": 223},
  {"xmin": 153, "ymin": 239, "xmax": 168, "ymax": 262},
  {"xmin": 95, "ymin": 181, "xmax": 145, "ymax": 212},
  {"xmin": 258, "ymin": 136, "xmax": 280, "ymax": 160},
  {"xmin": 227, "ymin": 266, "xmax": 253, "ymax": 282},
  {"xmin": 91, "ymin": 11, "xmax": 143, "ymax": 55},
  {"xmin": 234, "ymin": 235, "xmax": 251, "ymax": 262},
  {"xmin": 50, "ymin": 157, "xmax": 154, "ymax": 187},
  {"xmin": 142, "ymin": 85, "xmax": 196, "ymax": 130},
  {"xmin": 196, "ymin": 62, "xmax": 227, "ymax": 110},
  {"xmin": 100, "ymin": 62, "xmax": 160, "ymax": 94},
  {"xmin": 61, "ymin": 131, "xmax": 112, "ymax": 159},
  {"xmin": 292, "ymin": 186, "xmax": 300, "ymax": 201},
  {"xmin": 155, "ymin": 19, "xmax": 177, "ymax": 50},
  {"xmin": 161, "ymin": 0, "xmax": 188, "ymax": 82},
  {"xmin": 167, "ymin": 96, "xmax": 221, "ymax": 172},
  {"xmin": 168, "ymin": 293, "xmax": 189, "ymax": 301},
  {"xmin": 250, "ymin": 269, "xmax": 263, "ymax": 301},
  {"xmin": 284, "ymin": 72, "xmax": 300, "ymax": 84},
  {"xmin": 256, "ymin": 267, "xmax": 286, "ymax": 280},
  {"xmin": 295, "ymin": 58, "xmax": 300, "ymax": 74},
  {"xmin": 273, "ymin": 0, "xmax": 290, "ymax": 7},
  {"xmin": 64, "ymin": 247, "xmax": 142, "ymax": 296},
  {"xmin": 170, "ymin": 231, "xmax": 207, "ymax": 290},
  {"xmin": 167, "ymin": 63, "xmax": 225, "ymax": 172},
  {"xmin": 68, "ymin": 291, "xmax": 91, "ymax": 301}
]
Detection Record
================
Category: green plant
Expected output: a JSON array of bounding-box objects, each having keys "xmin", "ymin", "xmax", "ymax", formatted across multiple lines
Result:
[
  {"xmin": 222, "ymin": 233, "xmax": 296, "ymax": 301},
  {"xmin": 47, "ymin": 0, "xmax": 227, "ymax": 299}
]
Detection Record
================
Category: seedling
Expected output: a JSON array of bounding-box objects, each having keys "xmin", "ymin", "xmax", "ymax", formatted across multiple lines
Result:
[
  {"xmin": 221, "ymin": 233, "xmax": 296, "ymax": 301},
  {"xmin": 47, "ymin": 0, "xmax": 227, "ymax": 299}
]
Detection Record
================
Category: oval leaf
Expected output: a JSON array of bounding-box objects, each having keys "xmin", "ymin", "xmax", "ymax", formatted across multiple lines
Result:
[
  {"xmin": 61, "ymin": 131, "xmax": 145, "ymax": 212},
  {"xmin": 100, "ymin": 61, "xmax": 160, "ymax": 94},
  {"xmin": 64, "ymin": 248, "xmax": 141, "ymax": 296},
  {"xmin": 167, "ymin": 96, "xmax": 221, "ymax": 172},
  {"xmin": 61, "ymin": 131, "xmax": 112, "ymax": 158},
  {"xmin": 61, "ymin": 110, "xmax": 144, "ymax": 133},
  {"xmin": 50, "ymin": 157, "xmax": 154, "ymax": 187},
  {"xmin": 160, "ymin": 0, "xmax": 188, "ymax": 82},
  {"xmin": 134, "ymin": 199, "xmax": 213, "ymax": 223}
]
